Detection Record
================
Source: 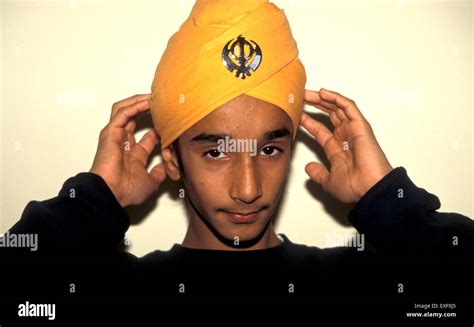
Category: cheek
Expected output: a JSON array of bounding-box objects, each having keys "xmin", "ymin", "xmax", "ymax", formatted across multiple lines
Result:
[
  {"xmin": 262, "ymin": 169, "xmax": 287, "ymax": 198},
  {"xmin": 260, "ymin": 156, "xmax": 291, "ymax": 187},
  {"xmin": 184, "ymin": 172, "xmax": 227, "ymax": 207}
]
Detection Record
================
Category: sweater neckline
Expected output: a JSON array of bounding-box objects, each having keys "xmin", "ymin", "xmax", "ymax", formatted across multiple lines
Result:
[{"xmin": 170, "ymin": 233, "xmax": 290, "ymax": 255}]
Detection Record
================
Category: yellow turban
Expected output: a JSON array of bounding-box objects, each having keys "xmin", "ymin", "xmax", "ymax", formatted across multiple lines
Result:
[{"xmin": 150, "ymin": 0, "xmax": 306, "ymax": 148}]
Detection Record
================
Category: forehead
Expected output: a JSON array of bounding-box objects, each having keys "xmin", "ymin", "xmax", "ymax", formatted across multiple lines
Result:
[{"xmin": 181, "ymin": 95, "xmax": 292, "ymax": 139}]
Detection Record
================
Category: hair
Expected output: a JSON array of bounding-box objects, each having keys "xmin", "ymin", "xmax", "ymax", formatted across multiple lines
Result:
[{"xmin": 170, "ymin": 138, "xmax": 185, "ymax": 176}]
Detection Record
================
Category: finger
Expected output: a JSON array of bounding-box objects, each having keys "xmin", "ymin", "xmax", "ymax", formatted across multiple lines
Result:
[
  {"xmin": 149, "ymin": 163, "xmax": 167, "ymax": 190},
  {"xmin": 304, "ymin": 90, "xmax": 339, "ymax": 112},
  {"xmin": 126, "ymin": 129, "xmax": 137, "ymax": 146},
  {"xmin": 125, "ymin": 120, "xmax": 136, "ymax": 135},
  {"xmin": 329, "ymin": 112, "xmax": 341, "ymax": 126},
  {"xmin": 305, "ymin": 162, "xmax": 329, "ymax": 187},
  {"xmin": 300, "ymin": 112, "xmax": 333, "ymax": 147},
  {"xmin": 304, "ymin": 89, "xmax": 322, "ymax": 103},
  {"xmin": 109, "ymin": 99, "xmax": 151, "ymax": 128},
  {"xmin": 335, "ymin": 108, "xmax": 348, "ymax": 122},
  {"xmin": 125, "ymin": 110, "xmax": 150, "ymax": 134},
  {"xmin": 137, "ymin": 129, "xmax": 160, "ymax": 156},
  {"xmin": 111, "ymin": 94, "xmax": 151, "ymax": 119},
  {"xmin": 305, "ymin": 99, "xmax": 339, "ymax": 115},
  {"xmin": 319, "ymin": 88, "xmax": 363, "ymax": 120},
  {"xmin": 301, "ymin": 113, "xmax": 344, "ymax": 160}
]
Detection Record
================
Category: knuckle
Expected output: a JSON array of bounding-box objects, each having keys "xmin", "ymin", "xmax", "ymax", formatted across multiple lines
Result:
[
  {"xmin": 366, "ymin": 120, "xmax": 374, "ymax": 131},
  {"xmin": 100, "ymin": 125, "xmax": 112, "ymax": 136},
  {"xmin": 119, "ymin": 109, "xmax": 129, "ymax": 119},
  {"xmin": 111, "ymin": 102, "xmax": 120, "ymax": 111},
  {"xmin": 99, "ymin": 126, "xmax": 126, "ymax": 141},
  {"xmin": 113, "ymin": 107, "xmax": 126, "ymax": 119},
  {"xmin": 99, "ymin": 128, "xmax": 109, "ymax": 141}
]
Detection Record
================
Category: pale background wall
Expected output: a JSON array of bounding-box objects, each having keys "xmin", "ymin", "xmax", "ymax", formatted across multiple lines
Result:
[{"xmin": 1, "ymin": 0, "xmax": 472, "ymax": 257}]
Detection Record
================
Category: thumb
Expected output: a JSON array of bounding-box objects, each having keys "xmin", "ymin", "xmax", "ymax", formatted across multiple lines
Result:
[
  {"xmin": 149, "ymin": 162, "xmax": 167, "ymax": 190},
  {"xmin": 305, "ymin": 162, "xmax": 329, "ymax": 187}
]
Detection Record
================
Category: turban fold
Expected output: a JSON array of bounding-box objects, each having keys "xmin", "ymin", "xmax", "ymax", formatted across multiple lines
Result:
[{"xmin": 150, "ymin": 0, "xmax": 306, "ymax": 148}]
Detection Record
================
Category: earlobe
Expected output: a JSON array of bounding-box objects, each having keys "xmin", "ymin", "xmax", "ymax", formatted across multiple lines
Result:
[{"xmin": 162, "ymin": 147, "xmax": 181, "ymax": 181}]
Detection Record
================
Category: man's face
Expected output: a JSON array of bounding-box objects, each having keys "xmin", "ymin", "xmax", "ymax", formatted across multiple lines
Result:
[{"xmin": 171, "ymin": 95, "xmax": 293, "ymax": 244}]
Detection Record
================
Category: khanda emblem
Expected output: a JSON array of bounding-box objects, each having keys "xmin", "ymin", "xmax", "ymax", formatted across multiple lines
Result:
[{"xmin": 222, "ymin": 35, "xmax": 262, "ymax": 79}]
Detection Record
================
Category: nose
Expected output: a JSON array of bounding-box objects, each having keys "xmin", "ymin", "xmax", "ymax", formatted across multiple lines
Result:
[{"xmin": 229, "ymin": 154, "xmax": 262, "ymax": 204}]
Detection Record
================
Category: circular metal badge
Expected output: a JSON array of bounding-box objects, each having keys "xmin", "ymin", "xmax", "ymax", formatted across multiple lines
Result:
[{"xmin": 221, "ymin": 35, "xmax": 262, "ymax": 79}]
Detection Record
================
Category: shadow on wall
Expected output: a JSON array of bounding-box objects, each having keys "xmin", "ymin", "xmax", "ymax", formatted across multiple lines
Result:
[
  {"xmin": 119, "ymin": 110, "xmax": 354, "ymax": 250},
  {"xmin": 275, "ymin": 111, "xmax": 354, "ymax": 228}
]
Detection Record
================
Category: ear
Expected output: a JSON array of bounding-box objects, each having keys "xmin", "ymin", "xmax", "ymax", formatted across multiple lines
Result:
[{"xmin": 162, "ymin": 146, "xmax": 182, "ymax": 181}]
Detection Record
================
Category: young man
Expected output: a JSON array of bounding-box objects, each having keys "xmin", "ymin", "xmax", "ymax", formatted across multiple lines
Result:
[{"xmin": 2, "ymin": 0, "xmax": 473, "ymax": 321}]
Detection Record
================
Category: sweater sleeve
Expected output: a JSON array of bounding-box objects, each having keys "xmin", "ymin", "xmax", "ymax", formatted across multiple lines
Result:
[
  {"xmin": 5, "ymin": 172, "xmax": 130, "ymax": 253},
  {"xmin": 348, "ymin": 167, "xmax": 474, "ymax": 258}
]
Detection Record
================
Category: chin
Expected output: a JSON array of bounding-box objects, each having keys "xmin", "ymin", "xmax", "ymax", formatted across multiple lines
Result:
[{"xmin": 216, "ymin": 220, "xmax": 270, "ymax": 242}]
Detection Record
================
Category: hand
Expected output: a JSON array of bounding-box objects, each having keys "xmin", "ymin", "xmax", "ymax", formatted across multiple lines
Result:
[
  {"xmin": 301, "ymin": 88, "xmax": 393, "ymax": 204},
  {"xmin": 90, "ymin": 94, "xmax": 167, "ymax": 207}
]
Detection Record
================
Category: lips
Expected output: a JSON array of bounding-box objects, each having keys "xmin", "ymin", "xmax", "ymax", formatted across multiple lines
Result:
[{"xmin": 222, "ymin": 209, "xmax": 262, "ymax": 223}]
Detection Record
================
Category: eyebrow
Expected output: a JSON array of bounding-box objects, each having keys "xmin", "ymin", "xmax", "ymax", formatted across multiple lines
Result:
[
  {"xmin": 191, "ymin": 133, "xmax": 228, "ymax": 143},
  {"xmin": 264, "ymin": 128, "xmax": 291, "ymax": 141},
  {"xmin": 190, "ymin": 127, "xmax": 291, "ymax": 144}
]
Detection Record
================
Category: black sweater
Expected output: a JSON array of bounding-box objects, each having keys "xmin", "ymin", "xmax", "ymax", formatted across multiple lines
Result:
[{"xmin": 1, "ymin": 167, "xmax": 474, "ymax": 319}]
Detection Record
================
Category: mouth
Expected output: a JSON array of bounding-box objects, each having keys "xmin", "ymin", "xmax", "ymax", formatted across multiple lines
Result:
[{"xmin": 221, "ymin": 209, "xmax": 264, "ymax": 224}]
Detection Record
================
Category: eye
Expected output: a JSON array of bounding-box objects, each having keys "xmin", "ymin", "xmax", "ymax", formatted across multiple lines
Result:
[
  {"xmin": 204, "ymin": 149, "xmax": 227, "ymax": 160},
  {"xmin": 260, "ymin": 146, "xmax": 282, "ymax": 156}
]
